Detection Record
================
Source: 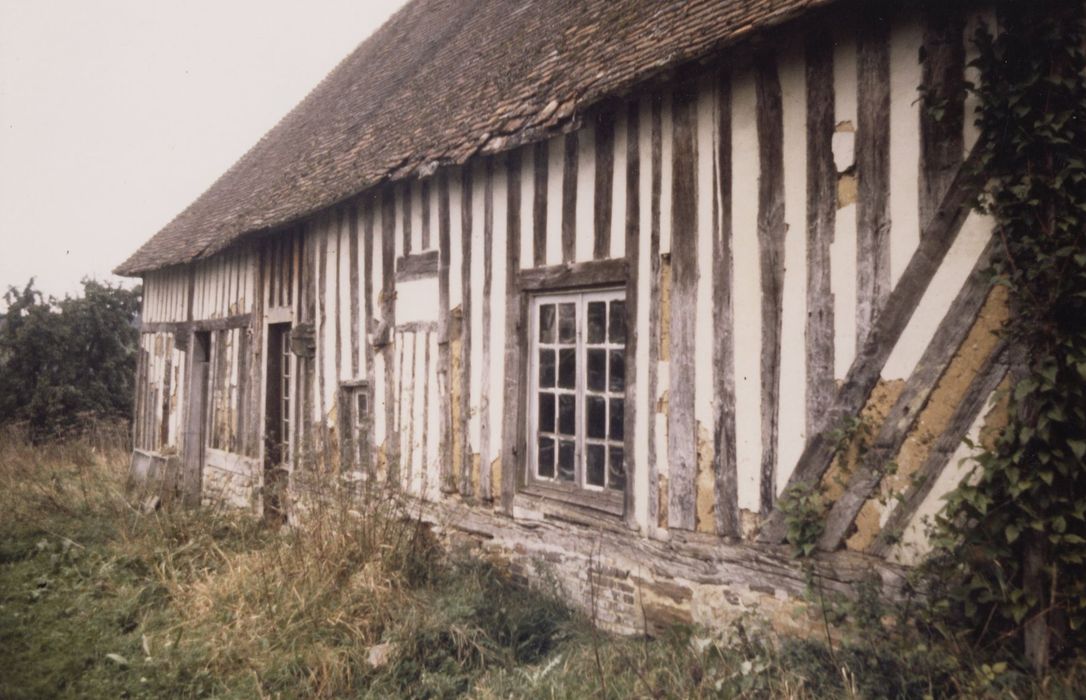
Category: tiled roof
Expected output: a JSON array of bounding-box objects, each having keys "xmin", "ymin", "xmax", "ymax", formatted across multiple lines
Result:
[{"xmin": 116, "ymin": 0, "xmax": 833, "ymax": 275}]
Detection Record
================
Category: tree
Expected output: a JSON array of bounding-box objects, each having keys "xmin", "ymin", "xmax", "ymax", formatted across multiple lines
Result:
[{"xmin": 0, "ymin": 278, "xmax": 141, "ymax": 441}]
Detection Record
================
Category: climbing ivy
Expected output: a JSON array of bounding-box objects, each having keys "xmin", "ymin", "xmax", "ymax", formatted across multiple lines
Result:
[{"xmin": 927, "ymin": 1, "xmax": 1086, "ymax": 671}]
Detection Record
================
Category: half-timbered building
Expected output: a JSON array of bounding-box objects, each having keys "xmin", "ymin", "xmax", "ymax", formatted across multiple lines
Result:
[{"xmin": 118, "ymin": 0, "xmax": 1006, "ymax": 632}]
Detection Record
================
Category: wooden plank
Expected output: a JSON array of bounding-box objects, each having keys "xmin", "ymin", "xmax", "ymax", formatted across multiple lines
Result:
[
  {"xmin": 459, "ymin": 168, "xmax": 475, "ymax": 497},
  {"xmin": 818, "ymin": 241, "xmax": 997, "ymax": 550},
  {"xmin": 395, "ymin": 250, "xmax": 440, "ymax": 280},
  {"xmin": 517, "ymin": 258, "xmax": 628, "ymax": 292},
  {"xmin": 402, "ymin": 182, "xmax": 413, "ymax": 255},
  {"xmin": 141, "ymin": 314, "xmax": 253, "ymax": 334},
  {"xmin": 421, "ymin": 179, "xmax": 432, "ymax": 251},
  {"xmin": 755, "ymin": 50, "xmax": 787, "ymax": 516},
  {"xmin": 806, "ymin": 32, "xmax": 837, "ymax": 436},
  {"xmin": 757, "ymin": 136, "xmax": 989, "ymax": 543},
  {"xmin": 249, "ymin": 249, "xmax": 265, "ymax": 459},
  {"xmin": 623, "ymin": 100, "xmax": 640, "ymax": 523},
  {"xmin": 647, "ymin": 93, "xmax": 663, "ymax": 529},
  {"xmin": 335, "ymin": 210, "xmax": 343, "ymax": 388},
  {"xmin": 532, "ymin": 140, "xmax": 548, "ymax": 267},
  {"xmin": 919, "ymin": 5, "xmax": 966, "ymax": 232},
  {"xmin": 382, "ymin": 188, "xmax": 399, "ymax": 484},
  {"xmin": 855, "ymin": 9, "xmax": 892, "ymax": 348},
  {"xmin": 500, "ymin": 150, "xmax": 523, "ymax": 513},
  {"xmin": 594, "ymin": 110, "xmax": 616, "ymax": 260},
  {"xmin": 869, "ymin": 343, "xmax": 1011, "ymax": 557},
  {"xmin": 561, "ymin": 131, "xmax": 578, "ymax": 263},
  {"xmin": 437, "ymin": 171, "xmax": 454, "ymax": 492},
  {"xmin": 349, "ymin": 204, "xmax": 361, "ymax": 377},
  {"xmin": 363, "ymin": 199, "xmax": 376, "ymax": 477},
  {"xmin": 318, "ymin": 226, "xmax": 330, "ymax": 466},
  {"xmin": 479, "ymin": 159, "xmax": 494, "ymax": 501},
  {"xmin": 713, "ymin": 70, "xmax": 739, "ymax": 538},
  {"xmin": 302, "ymin": 224, "xmax": 317, "ymax": 462},
  {"xmin": 667, "ymin": 84, "xmax": 698, "ymax": 531}
]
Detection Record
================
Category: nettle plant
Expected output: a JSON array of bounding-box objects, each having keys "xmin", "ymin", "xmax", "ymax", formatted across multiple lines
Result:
[{"xmin": 928, "ymin": 2, "xmax": 1086, "ymax": 673}]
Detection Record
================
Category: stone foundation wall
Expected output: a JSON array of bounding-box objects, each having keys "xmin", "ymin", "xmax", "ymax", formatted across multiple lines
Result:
[
  {"xmin": 202, "ymin": 463, "xmax": 260, "ymax": 510},
  {"xmin": 418, "ymin": 498, "xmax": 908, "ymax": 637}
]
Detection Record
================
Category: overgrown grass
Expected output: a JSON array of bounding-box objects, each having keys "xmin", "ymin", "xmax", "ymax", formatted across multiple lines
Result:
[{"xmin": 0, "ymin": 426, "xmax": 1083, "ymax": 698}]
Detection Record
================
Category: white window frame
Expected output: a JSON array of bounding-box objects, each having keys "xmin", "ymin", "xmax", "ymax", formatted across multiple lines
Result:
[{"xmin": 525, "ymin": 287, "xmax": 626, "ymax": 510}]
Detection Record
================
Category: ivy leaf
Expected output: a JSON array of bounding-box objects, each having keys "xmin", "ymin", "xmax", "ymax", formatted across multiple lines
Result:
[
  {"xmin": 1006, "ymin": 524, "xmax": 1021, "ymax": 544},
  {"xmin": 1069, "ymin": 439, "xmax": 1086, "ymax": 460}
]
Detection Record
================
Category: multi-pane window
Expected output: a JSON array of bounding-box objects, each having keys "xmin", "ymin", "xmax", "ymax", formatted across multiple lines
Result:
[
  {"xmin": 528, "ymin": 289, "xmax": 626, "ymax": 501},
  {"xmin": 338, "ymin": 381, "xmax": 370, "ymax": 471}
]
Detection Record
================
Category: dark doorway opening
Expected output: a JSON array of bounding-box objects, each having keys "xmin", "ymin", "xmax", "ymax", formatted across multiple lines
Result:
[{"xmin": 264, "ymin": 323, "xmax": 292, "ymax": 523}]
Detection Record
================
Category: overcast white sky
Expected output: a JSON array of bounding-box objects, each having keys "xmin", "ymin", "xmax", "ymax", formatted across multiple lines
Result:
[{"xmin": 0, "ymin": 0, "xmax": 406, "ymax": 306}]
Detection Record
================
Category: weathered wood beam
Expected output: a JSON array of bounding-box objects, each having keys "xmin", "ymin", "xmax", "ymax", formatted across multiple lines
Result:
[
  {"xmin": 517, "ymin": 257, "xmax": 628, "ymax": 292},
  {"xmin": 757, "ymin": 135, "xmax": 989, "ymax": 544},
  {"xmin": 805, "ymin": 31, "xmax": 836, "ymax": 436},
  {"xmin": 668, "ymin": 83, "xmax": 699, "ymax": 531},
  {"xmin": 561, "ymin": 132, "xmax": 578, "ymax": 263},
  {"xmin": 818, "ymin": 240, "xmax": 997, "ymax": 550},
  {"xmin": 437, "ymin": 172, "xmax": 454, "ymax": 493},
  {"xmin": 349, "ymin": 205, "xmax": 361, "ymax": 378},
  {"xmin": 532, "ymin": 141, "xmax": 548, "ymax": 268},
  {"xmin": 869, "ymin": 341, "xmax": 1011, "ymax": 558},
  {"xmin": 381, "ymin": 189, "xmax": 399, "ymax": 484},
  {"xmin": 140, "ymin": 313, "xmax": 252, "ymax": 334},
  {"xmin": 459, "ymin": 168, "xmax": 475, "ymax": 497},
  {"xmin": 479, "ymin": 159, "xmax": 494, "ymax": 501},
  {"xmin": 647, "ymin": 94, "xmax": 663, "ymax": 529},
  {"xmin": 500, "ymin": 151, "xmax": 524, "ymax": 513},
  {"xmin": 855, "ymin": 9, "xmax": 892, "ymax": 348},
  {"xmin": 713, "ymin": 69, "xmax": 739, "ymax": 538},
  {"xmin": 594, "ymin": 110, "xmax": 616, "ymax": 260},
  {"xmin": 919, "ymin": 5, "xmax": 966, "ymax": 233},
  {"xmin": 755, "ymin": 50, "xmax": 787, "ymax": 516},
  {"xmin": 623, "ymin": 100, "xmax": 640, "ymax": 524},
  {"xmin": 395, "ymin": 250, "xmax": 440, "ymax": 281}
]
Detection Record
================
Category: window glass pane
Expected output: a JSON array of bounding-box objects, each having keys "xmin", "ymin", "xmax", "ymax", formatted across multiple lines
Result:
[
  {"xmin": 558, "ymin": 303, "xmax": 576, "ymax": 343},
  {"xmin": 587, "ymin": 395, "xmax": 606, "ymax": 439},
  {"xmin": 587, "ymin": 301, "xmax": 606, "ymax": 344},
  {"xmin": 609, "ymin": 300, "xmax": 627, "ymax": 344},
  {"xmin": 587, "ymin": 349, "xmax": 606, "ymax": 391},
  {"xmin": 558, "ymin": 348, "xmax": 576, "ymax": 389},
  {"xmin": 539, "ymin": 304, "xmax": 555, "ymax": 344},
  {"xmin": 539, "ymin": 349, "xmax": 556, "ymax": 387},
  {"xmin": 609, "ymin": 349, "xmax": 625, "ymax": 393},
  {"xmin": 586, "ymin": 444, "xmax": 605, "ymax": 486},
  {"xmin": 609, "ymin": 398, "xmax": 624, "ymax": 440},
  {"xmin": 557, "ymin": 440, "xmax": 575, "ymax": 481},
  {"xmin": 538, "ymin": 392, "xmax": 555, "ymax": 433},
  {"xmin": 608, "ymin": 446, "xmax": 626, "ymax": 491},
  {"xmin": 558, "ymin": 394, "xmax": 576, "ymax": 435},
  {"xmin": 537, "ymin": 436, "xmax": 555, "ymax": 478}
]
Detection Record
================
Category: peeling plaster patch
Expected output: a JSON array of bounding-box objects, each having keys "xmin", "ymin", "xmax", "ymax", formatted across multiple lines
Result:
[
  {"xmin": 837, "ymin": 173, "xmax": 858, "ymax": 209},
  {"xmin": 490, "ymin": 457, "xmax": 501, "ymax": 500},
  {"xmin": 821, "ymin": 378, "xmax": 906, "ymax": 503},
  {"xmin": 695, "ymin": 422, "xmax": 715, "ymax": 533},
  {"xmin": 832, "ymin": 120, "xmax": 856, "ymax": 172},
  {"xmin": 739, "ymin": 508, "xmax": 760, "ymax": 540},
  {"xmin": 846, "ymin": 287, "xmax": 1009, "ymax": 552}
]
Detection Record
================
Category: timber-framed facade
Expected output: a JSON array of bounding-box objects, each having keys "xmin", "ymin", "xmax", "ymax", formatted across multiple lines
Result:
[{"xmin": 119, "ymin": 0, "xmax": 1007, "ymax": 632}]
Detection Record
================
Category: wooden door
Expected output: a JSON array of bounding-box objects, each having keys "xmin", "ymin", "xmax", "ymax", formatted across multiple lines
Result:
[{"xmin": 182, "ymin": 331, "xmax": 210, "ymax": 506}]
